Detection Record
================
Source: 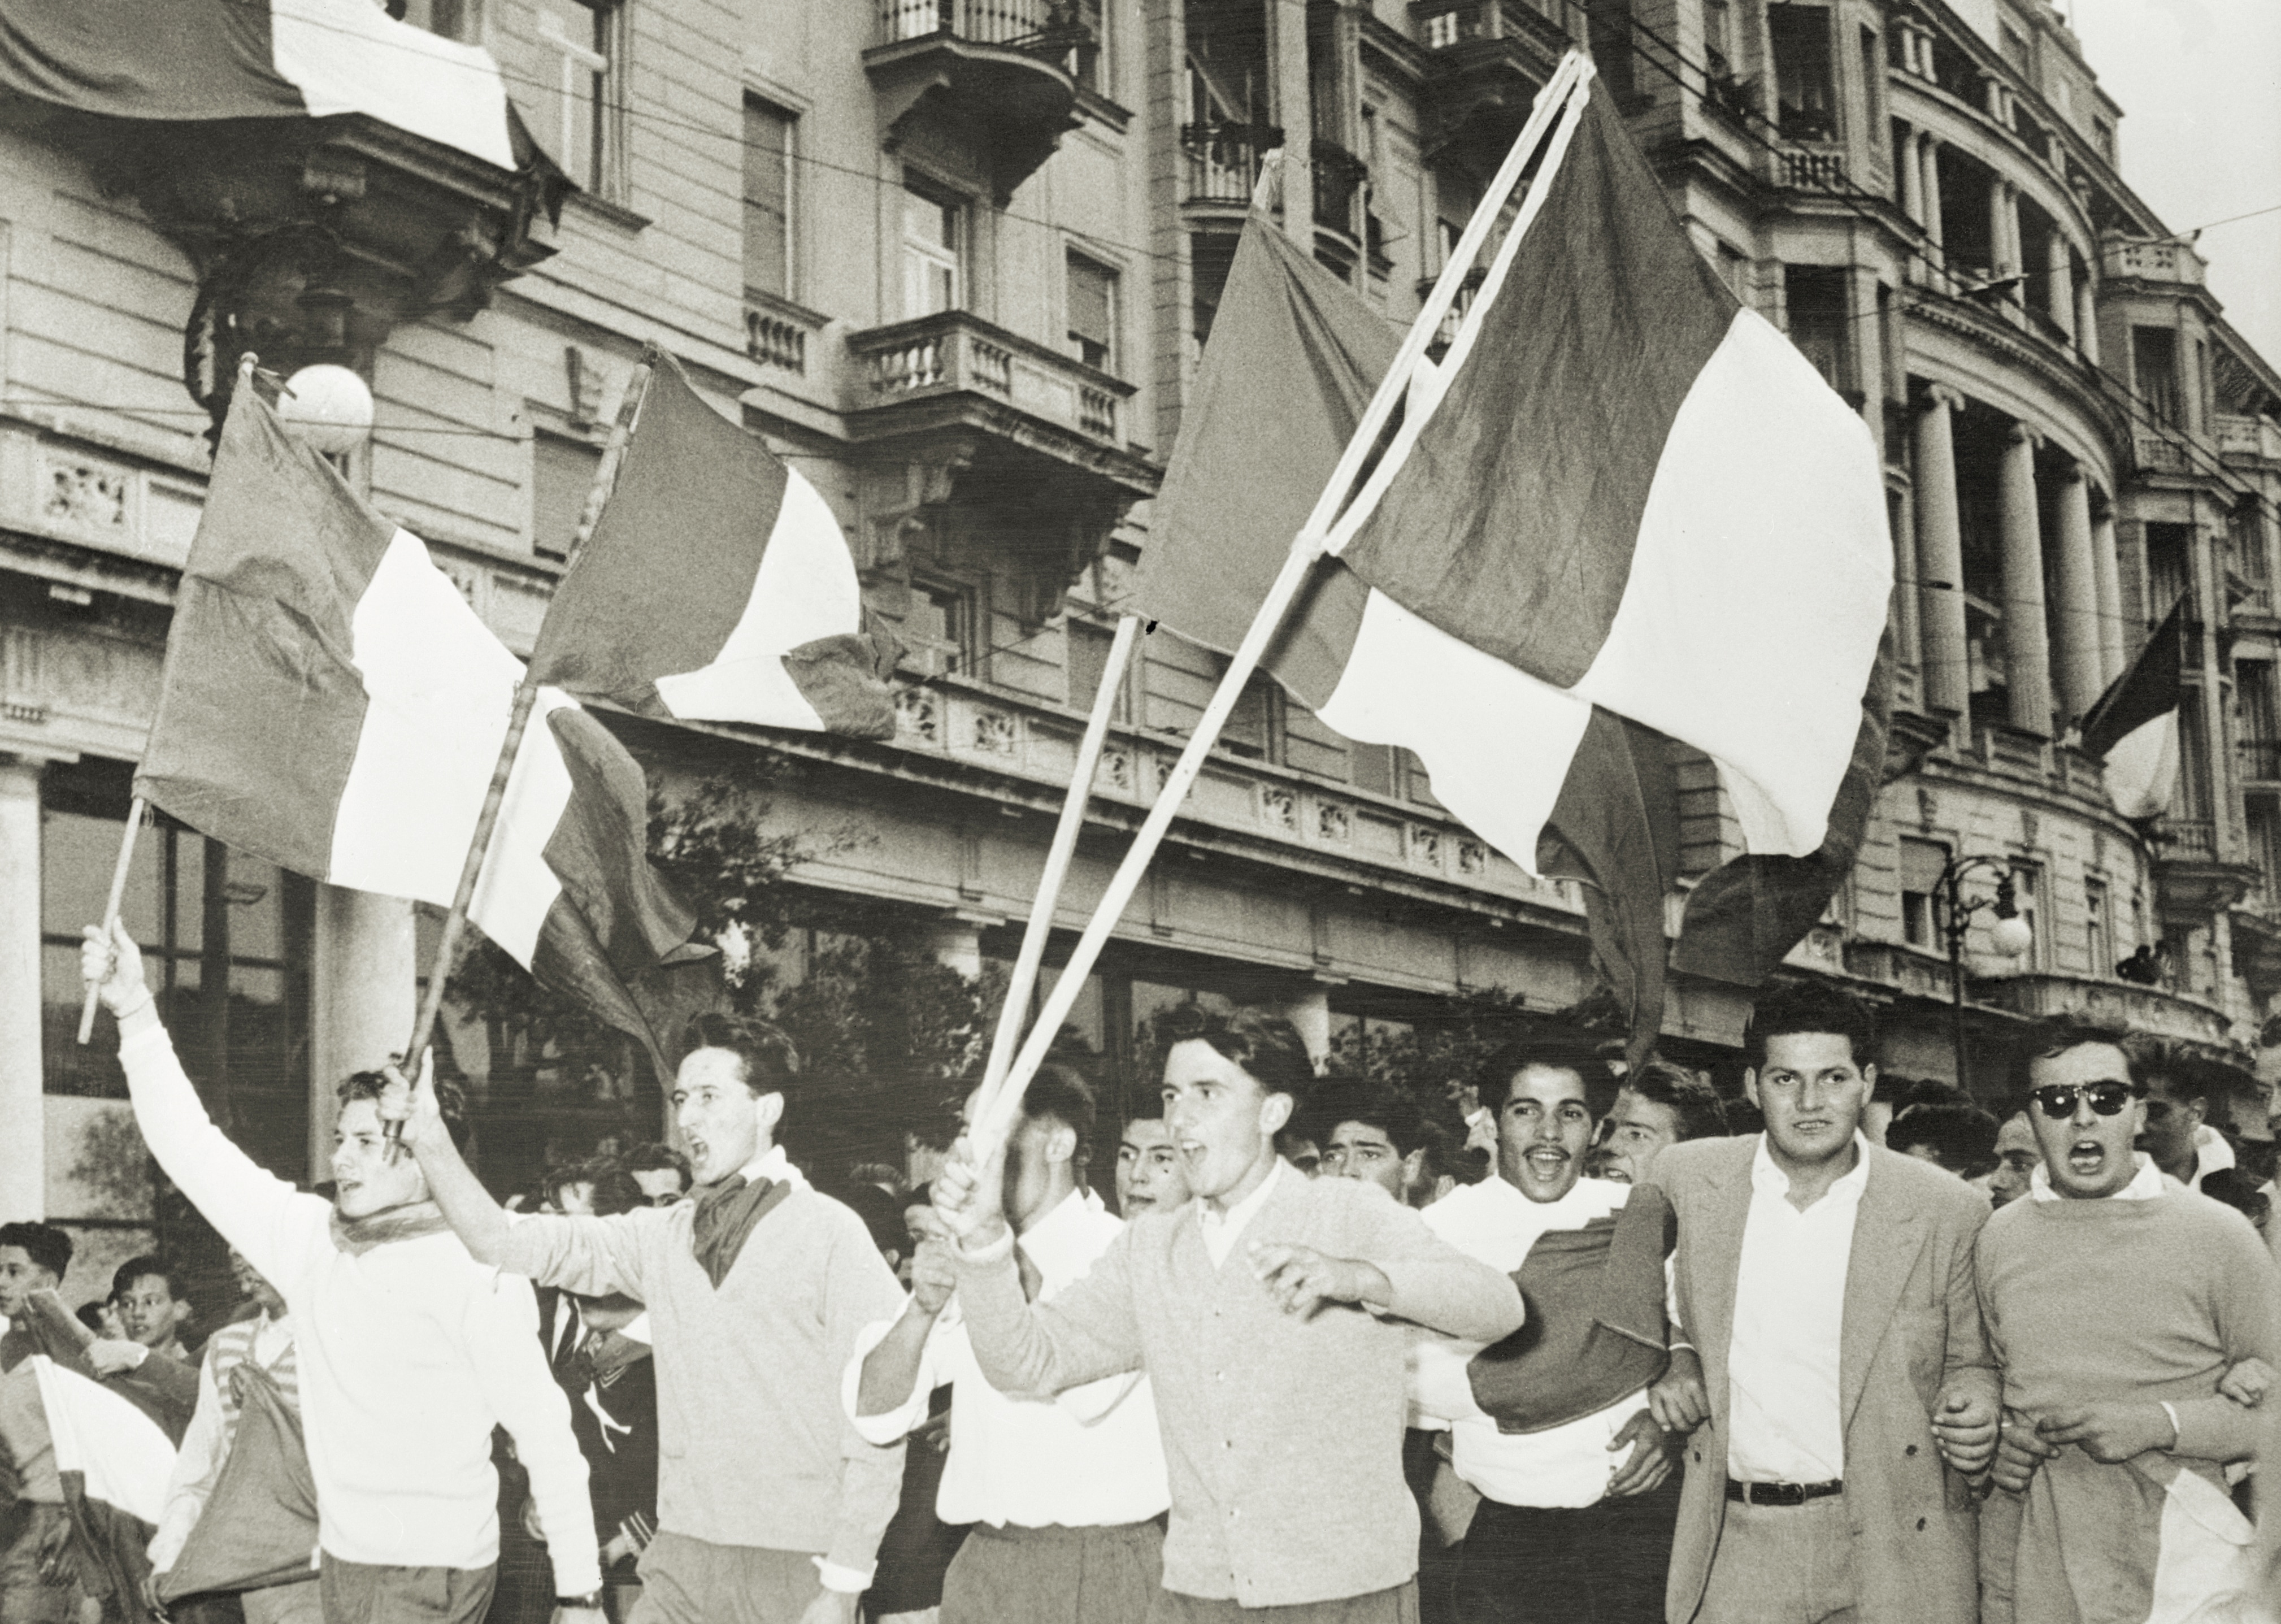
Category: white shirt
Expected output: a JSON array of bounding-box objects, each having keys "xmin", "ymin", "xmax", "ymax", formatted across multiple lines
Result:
[
  {"xmin": 1198, "ymin": 1158, "xmax": 1286, "ymax": 1268},
  {"xmin": 844, "ymin": 1187, "xmax": 1169, "ymax": 1527},
  {"xmin": 2028, "ymin": 1153, "xmax": 2166, "ymax": 1202},
  {"xmin": 2187, "ymin": 1124, "xmax": 2235, "ymax": 1192},
  {"xmin": 1412, "ymin": 1176, "xmax": 1652, "ymax": 1508},
  {"xmin": 1726, "ymin": 1134, "xmax": 1871, "ymax": 1485}
]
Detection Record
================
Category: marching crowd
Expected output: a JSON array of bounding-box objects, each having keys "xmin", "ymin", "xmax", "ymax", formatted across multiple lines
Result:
[{"xmin": 1, "ymin": 917, "xmax": 2276, "ymax": 1624}]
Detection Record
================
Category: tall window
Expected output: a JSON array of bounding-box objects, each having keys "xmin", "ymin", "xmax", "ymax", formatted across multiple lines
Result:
[
  {"xmin": 2009, "ymin": 864, "xmax": 2044, "ymax": 970},
  {"xmin": 533, "ymin": 433, "xmax": 601, "ymax": 560},
  {"xmin": 1899, "ymin": 837, "xmax": 1949, "ymax": 949},
  {"xmin": 2133, "ymin": 327, "xmax": 2182, "ymax": 425},
  {"xmin": 2084, "ymin": 877, "xmax": 2111, "ymax": 976},
  {"xmin": 392, "ymin": 0, "xmax": 469, "ymax": 37},
  {"xmin": 2146, "ymin": 523, "xmax": 2191, "ymax": 624},
  {"xmin": 903, "ymin": 580, "xmax": 972, "ymax": 676},
  {"xmin": 1770, "ymin": 3, "xmax": 1838, "ymax": 141},
  {"xmin": 1859, "ymin": 27, "xmax": 1882, "ymax": 127},
  {"xmin": 1220, "ymin": 670, "xmax": 1280, "ymax": 761},
  {"xmin": 1704, "ymin": 0, "xmax": 1733, "ymax": 77},
  {"xmin": 532, "ymin": 0, "xmax": 622, "ymax": 196},
  {"xmin": 1067, "ymin": 620, "xmax": 1132, "ymax": 719},
  {"xmin": 1066, "ymin": 253, "xmax": 1117, "ymax": 372},
  {"xmin": 902, "ymin": 178, "xmax": 963, "ymax": 318},
  {"xmin": 1784, "ymin": 266, "xmax": 1852, "ymax": 393},
  {"xmin": 743, "ymin": 98, "xmax": 795, "ymax": 300}
]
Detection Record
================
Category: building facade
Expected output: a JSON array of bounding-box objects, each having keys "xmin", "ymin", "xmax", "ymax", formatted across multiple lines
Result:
[{"xmin": 2, "ymin": 0, "xmax": 2276, "ymax": 1296}]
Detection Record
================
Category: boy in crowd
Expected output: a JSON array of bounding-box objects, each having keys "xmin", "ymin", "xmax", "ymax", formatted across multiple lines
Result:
[
  {"xmin": 110, "ymin": 1257, "xmax": 196, "ymax": 1367},
  {"xmin": 1980, "ymin": 1021, "xmax": 2281, "ymax": 1623},
  {"xmin": 394, "ymin": 1010, "xmax": 907, "ymax": 1624},
  {"xmin": 853, "ymin": 1066, "xmax": 1168, "ymax": 1623},
  {"xmin": 81, "ymin": 922, "xmax": 603, "ymax": 1624},
  {"xmin": 1312, "ymin": 1079, "xmax": 1433, "ymax": 1208},
  {"xmin": 931, "ymin": 1006, "xmax": 1523, "ymax": 1621},
  {"xmin": 0, "ymin": 1223, "xmax": 77, "ymax": 1624},
  {"xmin": 1593, "ymin": 1060, "xmax": 1726, "ymax": 1187},
  {"xmin": 1116, "ymin": 1106, "xmax": 1193, "ymax": 1218},
  {"xmin": 623, "ymin": 1146, "xmax": 693, "ymax": 1210}
]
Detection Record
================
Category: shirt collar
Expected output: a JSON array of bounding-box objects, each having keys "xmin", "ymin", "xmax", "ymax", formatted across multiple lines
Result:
[
  {"xmin": 1750, "ymin": 1131, "xmax": 1873, "ymax": 1202},
  {"xmin": 2028, "ymin": 1150, "xmax": 2166, "ymax": 1201},
  {"xmin": 733, "ymin": 1143, "xmax": 807, "ymax": 1191},
  {"xmin": 619, "ymin": 1312, "xmax": 653, "ymax": 1345},
  {"xmin": 1198, "ymin": 1157, "xmax": 1285, "ymax": 1231}
]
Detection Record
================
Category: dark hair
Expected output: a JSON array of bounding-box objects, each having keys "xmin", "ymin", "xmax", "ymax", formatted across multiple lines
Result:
[
  {"xmin": 2006, "ymin": 1017, "xmax": 2145, "ymax": 1098},
  {"xmin": 683, "ymin": 1011, "xmax": 801, "ymax": 1098},
  {"xmin": 1889, "ymin": 1102, "xmax": 2002, "ymax": 1179},
  {"xmin": 1620, "ymin": 1059, "xmax": 1728, "ymax": 1143},
  {"xmin": 1414, "ymin": 1115, "xmax": 1490, "ymax": 1191},
  {"xmin": 1022, "ymin": 1063, "xmax": 1098, "ymax": 1156},
  {"xmin": 1723, "ymin": 1097, "xmax": 1766, "ymax": 1136},
  {"xmin": 73, "ymin": 1302, "xmax": 108, "ymax": 1335},
  {"xmin": 1305, "ymin": 1075, "xmax": 1429, "ymax": 1158},
  {"xmin": 2201, "ymin": 1167, "xmax": 2270, "ymax": 1226},
  {"xmin": 1478, "ymin": 1027, "xmax": 1619, "ymax": 1120},
  {"xmin": 840, "ymin": 1183, "xmax": 908, "ymax": 1263},
  {"xmin": 1157, "ymin": 1005, "xmax": 1317, "ymax": 1104},
  {"xmin": 1897, "ymin": 1078, "xmax": 1969, "ymax": 1114},
  {"xmin": 338, "ymin": 1069, "xmax": 472, "ymax": 1154},
  {"xmin": 1744, "ymin": 987, "xmax": 1876, "ymax": 1071},
  {"xmin": 623, "ymin": 1142, "xmax": 693, "ymax": 1191},
  {"xmin": 110, "ymin": 1254, "xmax": 185, "ymax": 1303},
  {"xmin": 581, "ymin": 1163, "xmax": 649, "ymax": 1219},
  {"xmin": 0, "ymin": 1222, "xmax": 72, "ymax": 1282}
]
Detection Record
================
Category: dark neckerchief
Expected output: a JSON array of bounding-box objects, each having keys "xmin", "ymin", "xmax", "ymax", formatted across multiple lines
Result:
[
  {"xmin": 689, "ymin": 1173, "xmax": 794, "ymax": 1288},
  {"xmin": 330, "ymin": 1199, "xmax": 453, "ymax": 1257}
]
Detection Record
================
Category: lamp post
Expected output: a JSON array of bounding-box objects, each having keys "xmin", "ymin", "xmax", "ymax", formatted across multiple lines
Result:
[{"xmin": 1939, "ymin": 854, "xmax": 2035, "ymax": 1087}]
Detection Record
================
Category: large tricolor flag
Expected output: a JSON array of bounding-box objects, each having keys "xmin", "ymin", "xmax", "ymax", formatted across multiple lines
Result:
[
  {"xmin": 0, "ymin": 0, "xmax": 538, "ymax": 175},
  {"xmin": 2080, "ymin": 597, "xmax": 2184, "ymax": 820},
  {"xmin": 133, "ymin": 387, "xmax": 706, "ymax": 1075},
  {"xmin": 526, "ymin": 354, "xmax": 900, "ymax": 740}
]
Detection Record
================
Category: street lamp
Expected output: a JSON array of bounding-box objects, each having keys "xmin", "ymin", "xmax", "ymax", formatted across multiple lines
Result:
[{"xmin": 1939, "ymin": 854, "xmax": 2034, "ymax": 1086}]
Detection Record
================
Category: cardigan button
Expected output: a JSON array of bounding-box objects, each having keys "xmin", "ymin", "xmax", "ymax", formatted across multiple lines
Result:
[
  {"xmin": 1916, "ymin": 1518, "xmax": 1927, "ymax": 1531},
  {"xmin": 1905, "ymin": 1444, "xmax": 1918, "ymax": 1457}
]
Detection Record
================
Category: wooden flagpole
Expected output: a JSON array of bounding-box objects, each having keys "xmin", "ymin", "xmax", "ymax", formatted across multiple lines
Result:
[
  {"xmin": 971, "ymin": 614, "xmax": 1139, "ymax": 1110},
  {"xmin": 77, "ymin": 798, "xmax": 147, "ymax": 1044},
  {"xmin": 968, "ymin": 57, "xmax": 1593, "ymax": 1147},
  {"xmin": 385, "ymin": 353, "xmax": 657, "ymax": 1156}
]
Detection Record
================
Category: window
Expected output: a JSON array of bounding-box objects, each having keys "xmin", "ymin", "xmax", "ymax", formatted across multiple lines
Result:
[
  {"xmin": 902, "ymin": 177, "xmax": 963, "ymax": 318},
  {"xmin": 390, "ymin": 0, "xmax": 470, "ymax": 37},
  {"xmin": 1770, "ymin": 4, "xmax": 1837, "ymax": 141},
  {"xmin": 1859, "ymin": 27, "xmax": 1882, "ymax": 128},
  {"xmin": 1063, "ymin": 0, "xmax": 1105, "ymax": 92},
  {"xmin": 531, "ymin": 0, "xmax": 621, "ymax": 196},
  {"xmin": 1900, "ymin": 837, "xmax": 1949, "ymax": 949},
  {"xmin": 903, "ymin": 580, "xmax": 972, "ymax": 676},
  {"xmin": 1067, "ymin": 620, "xmax": 1132, "ymax": 719},
  {"xmin": 1220, "ymin": 669, "xmax": 1280, "ymax": 761},
  {"xmin": 1783, "ymin": 265, "xmax": 1851, "ymax": 393},
  {"xmin": 743, "ymin": 98, "xmax": 795, "ymax": 300},
  {"xmin": 1998, "ymin": 24, "xmax": 2031, "ymax": 76},
  {"xmin": 2084, "ymin": 877, "xmax": 2111, "ymax": 977},
  {"xmin": 1704, "ymin": 0, "xmax": 1733, "ymax": 77},
  {"xmin": 2145, "ymin": 522, "xmax": 2191, "ymax": 623},
  {"xmin": 2093, "ymin": 118, "xmax": 2115, "ymax": 161},
  {"xmin": 532, "ymin": 433, "xmax": 601, "ymax": 560},
  {"xmin": 1066, "ymin": 252, "xmax": 1117, "ymax": 372}
]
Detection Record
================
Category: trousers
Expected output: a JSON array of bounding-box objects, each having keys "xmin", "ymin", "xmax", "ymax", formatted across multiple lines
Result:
[
  {"xmin": 318, "ymin": 1557, "xmax": 496, "ymax": 1624},
  {"xmin": 1144, "ymin": 1582, "xmax": 1417, "ymax": 1624},
  {"xmin": 625, "ymin": 1535, "xmax": 823, "ymax": 1624},
  {"xmin": 941, "ymin": 1521, "xmax": 1164, "ymax": 1624},
  {"xmin": 1450, "ymin": 1475, "xmax": 1680, "ymax": 1624},
  {"xmin": 1693, "ymin": 1495, "xmax": 1857, "ymax": 1624}
]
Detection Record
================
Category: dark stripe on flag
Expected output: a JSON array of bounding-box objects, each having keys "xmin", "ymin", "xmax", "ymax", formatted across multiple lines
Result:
[
  {"xmin": 2080, "ymin": 597, "xmax": 2184, "ymax": 761},
  {"xmin": 0, "ymin": 0, "xmax": 300, "ymax": 123},
  {"xmin": 132, "ymin": 389, "xmax": 388, "ymax": 881},
  {"xmin": 1336, "ymin": 88, "xmax": 1739, "ymax": 685}
]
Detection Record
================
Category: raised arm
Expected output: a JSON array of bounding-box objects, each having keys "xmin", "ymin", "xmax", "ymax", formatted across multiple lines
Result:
[{"xmin": 85, "ymin": 925, "xmax": 328, "ymax": 1289}]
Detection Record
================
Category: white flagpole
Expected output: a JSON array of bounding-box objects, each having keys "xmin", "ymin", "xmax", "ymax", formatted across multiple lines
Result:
[
  {"xmin": 970, "ymin": 58, "xmax": 1594, "ymax": 1147},
  {"xmin": 972, "ymin": 613, "xmax": 1140, "ymax": 1109}
]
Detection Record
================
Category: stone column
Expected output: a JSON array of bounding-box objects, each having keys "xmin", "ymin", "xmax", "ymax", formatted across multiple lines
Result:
[
  {"xmin": 0, "ymin": 755, "xmax": 51, "ymax": 1221},
  {"xmin": 2046, "ymin": 233, "xmax": 2075, "ymax": 340},
  {"xmin": 1914, "ymin": 388, "xmax": 1971, "ymax": 717},
  {"xmin": 308, "ymin": 887, "xmax": 416, "ymax": 1184},
  {"xmin": 1991, "ymin": 181, "xmax": 2021, "ymax": 305},
  {"xmin": 2075, "ymin": 273, "xmax": 2100, "ymax": 363},
  {"xmin": 1892, "ymin": 481, "xmax": 1923, "ymax": 676},
  {"xmin": 1898, "ymin": 129, "xmax": 1924, "ymax": 226},
  {"xmin": 1921, "ymin": 138, "xmax": 1946, "ymax": 286},
  {"xmin": 2052, "ymin": 464, "xmax": 2103, "ymax": 722},
  {"xmin": 2000, "ymin": 424, "xmax": 2054, "ymax": 735},
  {"xmin": 2093, "ymin": 506, "xmax": 2124, "ymax": 685}
]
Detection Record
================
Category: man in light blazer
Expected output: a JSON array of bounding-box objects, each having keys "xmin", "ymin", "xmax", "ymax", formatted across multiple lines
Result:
[{"xmin": 1640, "ymin": 987, "xmax": 2000, "ymax": 1624}]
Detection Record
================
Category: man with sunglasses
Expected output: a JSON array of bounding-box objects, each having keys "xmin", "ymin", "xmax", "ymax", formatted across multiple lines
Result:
[{"xmin": 1977, "ymin": 1021, "xmax": 2281, "ymax": 1624}]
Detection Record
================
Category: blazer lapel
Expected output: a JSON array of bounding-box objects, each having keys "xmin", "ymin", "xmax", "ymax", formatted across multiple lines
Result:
[
  {"xmin": 1839, "ymin": 1152, "xmax": 1925, "ymax": 1430},
  {"xmin": 1688, "ymin": 1144, "xmax": 1754, "ymax": 1418}
]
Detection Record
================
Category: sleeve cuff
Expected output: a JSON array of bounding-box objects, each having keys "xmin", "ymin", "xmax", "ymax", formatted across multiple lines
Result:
[
  {"xmin": 953, "ymin": 1226, "xmax": 1016, "ymax": 1267},
  {"xmin": 2162, "ymin": 1401, "xmax": 2183, "ymax": 1448},
  {"xmin": 814, "ymin": 1558, "xmax": 871, "ymax": 1593}
]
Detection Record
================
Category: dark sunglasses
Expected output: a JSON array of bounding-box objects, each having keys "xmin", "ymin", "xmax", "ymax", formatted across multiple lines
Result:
[{"xmin": 2029, "ymin": 1081, "xmax": 2144, "ymax": 1119}]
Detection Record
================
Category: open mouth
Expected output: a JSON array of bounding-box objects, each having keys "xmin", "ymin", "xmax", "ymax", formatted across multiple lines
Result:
[
  {"xmin": 1523, "ymin": 1148, "xmax": 1570, "ymax": 1175},
  {"xmin": 684, "ymin": 1137, "xmax": 711, "ymax": 1168},
  {"xmin": 2066, "ymin": 1137, "xmax": 2106, "ymax": 1178}
]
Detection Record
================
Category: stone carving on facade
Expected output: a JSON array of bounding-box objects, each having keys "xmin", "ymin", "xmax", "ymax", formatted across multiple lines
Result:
[
  {"xmin": 1318, "ymin": 802, "xmax": 1352, "ymax": 842},
  {"xmin": 1261, "ymin": 785, "xmax": 1297, "ymax": 832},
  {"xmin": 894, "ymin": 686, "xmax": 939, "ymax": 742},
  {"xmin": 974, "ymin": 710, "xmax": 1017, "ymax": 755},
  {"xmin": 1458, "ymin": 840, "xmax": 1487, "ymax": 876},
  {"xmin": 42, "ymin": 459, "xmax": 129, "ymax": 533}
]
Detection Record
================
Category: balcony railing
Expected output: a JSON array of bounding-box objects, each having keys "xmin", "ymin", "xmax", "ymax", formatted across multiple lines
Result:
[
  {"xmin": 2111, "ymin": 237, "xmax": 2207, "ymax": 286},
  {"xmin": 1181, "ymin": 123, "xmax": 1281, "ymax": 206},
  {"xmin": 877, "ymin": 0, "xmax": 1080, "ymax": 50},
  {"xmin": 1416, "ymin": 0, "xmax": 1580, "ymax": 50},
  {"xmin": 850, "ymin": 309, "xmax": 1127, "ymax": 445},
  {"xmin": 2161, "ymin": 818, "xmax": 2219, "ymax": 861},
  {"xmin": 2216, "ymin": 413, "xmax": 2281, "ymax": 461},
  {"xmin": 744, "ymin": 302, "xmax": 811, "ymax": 374},
  {"xmin": 2135, "ymin": 433, "xmax": 2192, "ymax": 476},
  {"xmin": 2241, "ymin": 739, "xmax": 2281, "ymax": 783},
  {"xmin": 1778, "ymin": 148, "xmax": 1847, "ymax": 189}
]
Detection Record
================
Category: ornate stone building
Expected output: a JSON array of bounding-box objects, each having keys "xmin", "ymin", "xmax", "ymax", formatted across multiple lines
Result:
[{"xmin": 1, "ymin": 0, "xmax": 2275, "ymax": 1295}]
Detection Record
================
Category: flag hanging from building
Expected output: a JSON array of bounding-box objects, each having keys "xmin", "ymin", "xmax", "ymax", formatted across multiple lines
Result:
[
  {"xmin": 526, "ymin": 353, "xmax": 900, "ymax": 740},
  {"xmin": 0, "ymin": 0, "xmax": 537, "ymax": 173},
  {"xmin": 1325, "ymin": 66, "xmax": 1892, "ymax": 863},
  {"xmin": 2080, "ymin": 597, "xmax": 2184, "ymax": 820},
  {"xmin": 132, "ymin": 386, "xmax": 706, "ymax": 1078}
]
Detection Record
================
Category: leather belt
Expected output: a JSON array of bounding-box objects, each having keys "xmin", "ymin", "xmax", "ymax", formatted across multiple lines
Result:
[{"xmin": 1726, "ymin": 1478, "xmax": 1843, "ymax": 1506}]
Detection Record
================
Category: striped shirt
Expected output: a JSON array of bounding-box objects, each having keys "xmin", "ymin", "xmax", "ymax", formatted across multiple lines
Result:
[{"xmin": 148, "ymin": 1310, "xmax": 301, "ymax": 1575}]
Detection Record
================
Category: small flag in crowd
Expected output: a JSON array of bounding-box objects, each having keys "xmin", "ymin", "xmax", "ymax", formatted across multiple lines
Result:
[
  {"xmin": 0, "ymin": 0, "xmax": 539, "ymax": 175},
  {"xmin": 527, "ymin": 354, "xmax": 900, "ymax": 740},
  {"xmin": 131, "ymin": 387, "xmax": 705, "ymax": 1077},
  {"xmin": 2079, "ymin": 597, "xmax": 2184, "ymax": 820},
  {"xmin": 28, "ymin": 1351, "xmax": 178, "ymax": 1614}
]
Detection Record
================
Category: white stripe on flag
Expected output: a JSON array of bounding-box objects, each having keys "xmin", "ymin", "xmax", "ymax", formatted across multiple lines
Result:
[
  {"xmin": 30, "ymin": 1357, "xmax": 174, "ymax": 1526},
  {"xmin": 1317, "ymin": 588, "xmax": 1593, "ymax": 878},
  {"xmin": 651, "ymin": 467, "xmax": 866, "ymax": 730},
  {"xmin": 1567, "ymin": 308, "xmax": 1891, "ymax": 856},
  {"xmin": 469, "ymin": 688, "xmax": 578, "ymax": 967},
  {"xmin": 270, "ymin": 0, "xmax": 518, "ymax": 170},
  {"xmin": 2105, "ymin": 710, "xmax": 2179, "ymax": 820}
]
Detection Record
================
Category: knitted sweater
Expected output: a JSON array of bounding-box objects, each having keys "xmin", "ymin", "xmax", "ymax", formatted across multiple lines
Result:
[
  {"xmin": 955, "ymin": 1167, "xmax": 1524, "ymax": 1609},
  {"xmin": 496, "ymin": 1180, "xmax": 906, "ymax": 1580}
]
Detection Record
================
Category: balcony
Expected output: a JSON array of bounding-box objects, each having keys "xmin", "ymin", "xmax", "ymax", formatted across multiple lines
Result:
[
  {"xmin": 2109, "ymin": 236, "xmax": 2208, "ymax": 287},
  {"xmin": 2216, "ymin": 413, "xmax": 2281, "ymax": 464},
  {"xmin": 2241, "ymin": 739, "xmax": 2281, "ymax": 787},
  {"xmin": 1970, "ymin": 972, "xmax": 2232, "ymax": 1050},
  {"xmin": 845, "ymin": 309, "xmax": 1158, "ymax": 622},
  {"xmin": 1181, "ymin": 122, "xmax": 1282, "ymax": 227},
  {"xmin": 864, "ymin": 0, "xmax": 1091, "ymax": 201},
  {"xmin": 1311, "ymin": 141, "xmax": 1369, "ymax": 275},
  {"xmin": 2153, "ymin": 817, "xmax": 2260, "ymax": 917},
  {"xmin": 2135, "ymin": 432, "xmax": 2193, "ymax": 476},
  {"xmin": 1778, "ymin": 148, "xmax": 1848, "ymax": 190},
  {"xmin": 1413, "ymin": 0, "xmax": 1576, "ymax": 168}
]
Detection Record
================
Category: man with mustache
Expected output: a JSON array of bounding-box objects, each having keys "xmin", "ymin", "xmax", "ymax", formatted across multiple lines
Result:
[{"xmin": 1640, "ymin": 987, "xmax": 2000, "ymax": 1624}]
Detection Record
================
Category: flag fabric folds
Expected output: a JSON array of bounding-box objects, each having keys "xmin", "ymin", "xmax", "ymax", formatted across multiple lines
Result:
[
  {"xmin": 1328, "ymin": 72, "xmax": 1892, "ymax": 862},
  {"xmin": 0, "ymin": 0, "xmax": 527, "ymax": 171},
  {"xmin": 2080, "ymin": 597, "xmax": 2184, "ymax": 820},
  {"xmin": 29, "ymin": 1355, "xmax": 178, "ymax": 1615},
  {"xmin": 527, "ymin": 354, "xmax": 899, "ymax": 740},
  {"xmin": 157, "ymin": 1364, "xmax": 320, "ymax": 1603},
  {"xmin": 133, "ymin": 387, "xmax": 702, "ymax": 1075}
]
